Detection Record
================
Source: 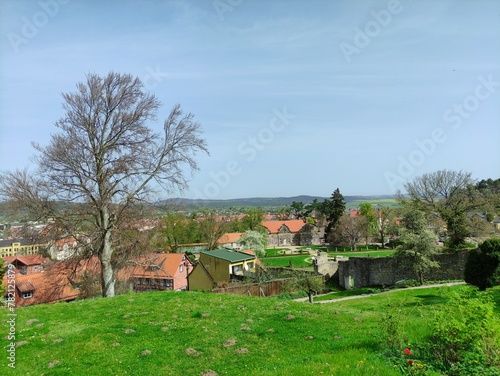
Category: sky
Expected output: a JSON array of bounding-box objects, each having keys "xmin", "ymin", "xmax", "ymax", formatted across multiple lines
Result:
[{"xmin": 1, "ymin": 0, "xmax": 499, "ymax": 200}]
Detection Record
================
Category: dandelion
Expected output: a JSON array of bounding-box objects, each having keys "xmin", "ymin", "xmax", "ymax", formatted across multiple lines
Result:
[{"xmin": 404, "ymin": 348, "xmax": 411, "ymax": 355}]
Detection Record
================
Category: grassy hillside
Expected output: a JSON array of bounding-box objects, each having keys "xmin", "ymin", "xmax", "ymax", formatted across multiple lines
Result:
[{"xmin": 2, "ymin": 285, "xmax": 499, "ymax": 376}]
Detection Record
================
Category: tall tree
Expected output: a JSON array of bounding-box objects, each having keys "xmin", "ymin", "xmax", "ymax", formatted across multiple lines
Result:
[
  {"xmin": 289, "ymin": 201, "xmax": 307, "ymax": 220},
  {"xmin": 400, "ymin": 170, "xmax": 483, "ymax": 249},
  {"xmin": 0, "ymin": 72, "xmax": 208, "ymax": 297},
  {"xmin": 395, "ymin": 207, "xmax": 439, "ymax": 285},
  {"xmin": 199, "ymin": 212, "xmax": 228, "ymax": 250},
  {"xmin": 241, "ymin": 209, "xmax": 265, "ymax": 232},
  {"xmin": 154, "ymin": 213, "xmax": 197, "ymax": 252},
  {"xmin": 324, "ymin": 188, "xmax": 346, "ymax": 242},
  {"xmin": 475, "ymin": 178, "xmax": 500, "ymax": 219},
  {"xmin": 359, "ymin": 202, "xmax": 377, "ymax": 244},
  {"xmin": 378, "ymin": 207, "xmax": 396, "ymax": 247},
  {"xmin": 327, "ymin": 216, "xmax": 365, "ymax": 250}
]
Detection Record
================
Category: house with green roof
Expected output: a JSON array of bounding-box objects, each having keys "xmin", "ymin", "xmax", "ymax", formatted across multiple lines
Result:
[{"xmin": 188, "ymin": 248, "xmax": 258, "ymax": 291}]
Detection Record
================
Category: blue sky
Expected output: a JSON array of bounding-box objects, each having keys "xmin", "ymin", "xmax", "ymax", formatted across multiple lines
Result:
[{"xmin": 1, "ymin": 0, "xmax": 499, "ymax": 200}]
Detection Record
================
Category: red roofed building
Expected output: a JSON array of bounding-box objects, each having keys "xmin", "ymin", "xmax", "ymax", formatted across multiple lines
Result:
[
  {"xmin": 3, "ymin": 262, "xmax": 79, "ymax": 307},
  {"xmin": 49, "ymin": 237, "xmax": 79, "ymax": 260},
  {"xmin": 217, "ymin": 232, "xmax": 244, "ymax": 250},
  {"xmin": 129, "ymin": 253, "xmax": 193, "ymax": 292},
  {"xmin": 261, "ymin": 220, "xmax": 323, "ymax": 246},
  {"xmin": 3, "ymin": 255, "xmax": 51, "ymax": 275}
]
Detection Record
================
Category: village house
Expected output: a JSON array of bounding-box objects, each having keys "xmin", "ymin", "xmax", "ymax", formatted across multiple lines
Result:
[
  {"xmin": 3, "ymin": 255, "xmax": 50, "ymax": 275},
  {"xmin": 261, "ymin": 220, "xmax": 322, "ymax": 246},
  {"xmin": 0, "ymin": 238, "xmax": 45, "ymax": 258},
  {"xmin": 188, "ymin": 248, "xmax": 258, "ymax": 291},
  {"xmin": 49, "ymin": 237, "xmax": 79, "ymax": 260},
  {"xmin": 216, "ymin": 232, "xmax": 244, "ymax": 250},
  {"xmin": 129, "ymin": 253, "xmax": 192, "ymax": 292},
  {"xmin": 2, "ymin": 256, "xmax": 79, "ymax": 307}
]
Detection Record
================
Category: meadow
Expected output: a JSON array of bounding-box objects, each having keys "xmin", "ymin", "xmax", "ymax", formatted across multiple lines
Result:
[{"xmin": 2, "ymin": 285, "xmax": 498, "ymax": 375}]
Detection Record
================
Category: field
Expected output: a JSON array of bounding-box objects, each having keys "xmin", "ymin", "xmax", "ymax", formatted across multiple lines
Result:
[
  {"xmin": 346, "ymin": 198, "xmax": 400, "ymax": 209},
  {"xmin": 2, "ymin": 285, "xmax": 498, "ymax": 375}
]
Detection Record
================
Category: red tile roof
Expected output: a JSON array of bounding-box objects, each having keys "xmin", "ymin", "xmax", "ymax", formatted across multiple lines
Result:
[
  {"xmin": 2, "ymin": 263, "xmax": 79, "ymax": 307},
  {"xmin": 261, "ymin": 220, "xmax": 306, "ymax": 234},
  {"xmin": 2, "ymin": 254, "xmax": 50, "ymax": 266},
  {"xmin": 217, "ymin": 232, "xmax": 244, "ymax": 244},
  {"xmin": 130, "ymin": 253, "xmax": 189, "ymax": 279}
]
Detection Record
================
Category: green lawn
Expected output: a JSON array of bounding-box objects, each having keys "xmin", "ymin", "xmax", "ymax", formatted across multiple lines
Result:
[
  {"xmin": 2, "ymin": 285, "xmax": 498, "ymax": 375},
  {"xmin": 260, "ymin": 254, "xmax": 313, "ymax": 268},
  {"xmin": 328, "ymin": 250, "xmax": 396, "ymax": 258},
  {"xmin": 314, "ymin": 287, "xmax": 383, "ymax": 302},
  {"xmin": 260, "ymin": 250, "xmax": 395, "ymax": 268},
  {"xmin": 264, "ymin": 248, "xmax": 290, "ymax": 257}
]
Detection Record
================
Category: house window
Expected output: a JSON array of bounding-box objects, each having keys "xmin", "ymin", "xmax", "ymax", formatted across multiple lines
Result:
[
  {"xmin": 232, "ymin": 265, "xmax": 243, "ymax": 275},
  {"xmin": 179, "ymin": 264, "xmax": 184, "ymax": 273},
  {"xmin": 247, "ymin": 262, "xmax": 254, "ymax": 270},
  {"xmin": 22, "ymin": 291, "xmax": 33, "ymax": 299},
  {"xmin": 166, "ymin": 280, "xmax": 173, "ymax": 288},
  {"xmin": 34, "ymin": 265, "xmax": 39, "ymax": 271}
]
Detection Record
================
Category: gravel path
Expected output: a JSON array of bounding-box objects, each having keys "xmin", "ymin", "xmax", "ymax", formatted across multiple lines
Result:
[{"xmin": 293, "ymin": 282, "xmax": 466, "ymax": 304}]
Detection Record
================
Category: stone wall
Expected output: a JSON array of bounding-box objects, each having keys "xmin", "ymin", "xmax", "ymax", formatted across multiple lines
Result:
[
  {"xmin": 338, "ymin": 251, "xmax": 469, "ymax": 289},
  {"xmin": 313, "ymin": 252, "xmax": 339, "ymax": 279}
]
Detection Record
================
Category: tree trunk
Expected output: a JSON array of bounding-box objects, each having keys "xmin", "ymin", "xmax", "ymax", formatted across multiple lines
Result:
[
  {"xmin": 308, "ymin": 291, "xmax": 313, "ymax": 303},
  {"xmin": 419, "ymin": 271, "xmax": 424, "ymax": 286},
  {"xmin": 100, "ymin": 208, "xmax": 115, "ymax": 297},
  {"xmin": 100, "ymin": 237, "xmax": 115, "ymax": 297}
]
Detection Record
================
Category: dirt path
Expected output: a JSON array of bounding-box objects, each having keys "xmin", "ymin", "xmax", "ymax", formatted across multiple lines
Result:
[{"xmin": 293, "ymin": 282, "xmax": 466, "ymax": 304}]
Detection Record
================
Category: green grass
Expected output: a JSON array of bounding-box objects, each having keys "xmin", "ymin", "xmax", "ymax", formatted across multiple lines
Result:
[
  {"xmin": 260, "ymin": 250, "xmax": 396, "ymax": 268},
  {"xmin": 2, "ymin": 285, "xmax": 499, "ymax": 375},
  {"xmin": 264, "ymin": 248, "xmax": 290, "ymax": 257},
  {"xmin": 260, "ymin": 254, "xmax": 313, "ymax": 268},
  {"xmin": 314, "ymin": 287, "xmax": 383, "ymax": 302},
  {"xmin": 347, "ymin": 199, "xmax": 400, "ymax": 209},
  {"xmin": 328, "ymin": 250, "xmax": 396, "ymax": 258}
]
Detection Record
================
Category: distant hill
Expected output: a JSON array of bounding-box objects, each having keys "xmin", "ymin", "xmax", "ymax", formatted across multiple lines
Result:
[{"xmin": 157, "ymin": 195, "xmax": 398, "ymax": 209}]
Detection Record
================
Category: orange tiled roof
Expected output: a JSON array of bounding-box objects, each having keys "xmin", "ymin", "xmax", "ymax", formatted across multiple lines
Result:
[
  {"xmin": 261, "ymin": 220, "xmax": 306, "ymax": 234},
  {"xmin": 130, "ymin": 253, "xmax": 189, "ymax": 279},
  {"xmin": 2, "ymin": 263, "xmax": 79, "ymax": 307},
  {"xmin": 2, "ymin": 254, "xmax": 50, "ymax": 266},
  {"xmin": 217, "ymin": 232, "xmax": 244, "ymax": 244}
]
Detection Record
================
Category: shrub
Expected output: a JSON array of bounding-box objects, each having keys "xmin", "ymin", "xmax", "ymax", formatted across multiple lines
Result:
[
  {"xmin": 464, "ymin": 238, "xmax": 500, "ymax": 290},
  {"xmin": 429, "ymin": 289, "xmax": 500, "ymax": 375},
  {"xmin": 381, "ymin": 288, "xmax": 500, "ymax": 375}
]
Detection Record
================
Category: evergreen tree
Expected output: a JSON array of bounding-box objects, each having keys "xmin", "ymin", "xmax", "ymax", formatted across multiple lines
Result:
[
  {"xmin": 324, "ymin": 188, "xmax": 346, "ymax": 242},
  {"xmin": 395, "ymin": 207, "xmax": 439, "ymax": 285}
]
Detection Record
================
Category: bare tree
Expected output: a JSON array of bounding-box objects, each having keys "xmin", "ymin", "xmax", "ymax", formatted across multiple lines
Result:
[
  {"xmin": 399, "ymin": 170, "xmax": 484, "ymax": 249},
  {"xmin": 0, "ymin": 72, "xmax": 208, "ymax": 297},
  {"xmin": 327, "ymin": 216, "xmax": 365, "ymax": 250},
  {"xmin": 378, "ymin": 207, "xmax": 396, "ymax": 247}
]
